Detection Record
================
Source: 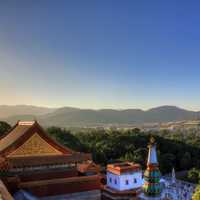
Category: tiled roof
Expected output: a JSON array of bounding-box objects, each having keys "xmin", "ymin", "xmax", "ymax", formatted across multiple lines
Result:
[
  {"xmin": 8, "ymin": 153, "xmax": 91, "ymax": 167},
  {"xmin": 77, "ymin": 161, "xmax": 100, "ymax": 173},
  {"xmin": 0, "ymin": 123, "xmax": 31, "ymax": 152},
  {"xmin": 107, "ymin": 162, "xmax": 141, "ymax": 175},
  {"xmin": 19, "ymin": 175, "xmax": 100, "ymax": 187},
  {"xmin": 0, "ymin": 121, "xmax": 92, "ymax": 168},
  {"xmin": 0, "ymin": 121, "xmax": 74, "ymax": 156}
]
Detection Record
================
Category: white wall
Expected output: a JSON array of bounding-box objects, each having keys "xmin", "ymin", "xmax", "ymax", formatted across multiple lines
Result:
[
  {"xmin": 107, "ymin": 172, "xmax": 121, "ymax": 190},
  {"xmin": 107, "ymin": 171, "xmax": 143, "ymax": 191}
]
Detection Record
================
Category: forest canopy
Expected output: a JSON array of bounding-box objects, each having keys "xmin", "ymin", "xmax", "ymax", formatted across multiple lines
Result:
[{"xmin": 47, "ymin": 127, "xmax": 200, "ymax": 174}]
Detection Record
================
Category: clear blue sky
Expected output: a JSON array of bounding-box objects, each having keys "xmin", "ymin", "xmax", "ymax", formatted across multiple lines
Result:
[{"xmin": 0, "ymin": 0, "xmax": 200, "ymax": 110}]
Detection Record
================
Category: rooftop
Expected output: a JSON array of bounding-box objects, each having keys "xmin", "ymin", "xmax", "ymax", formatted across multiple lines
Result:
[
  {"xmin": 107, "ymin": 162, "xmax": 141, "ymax": 175},
  {"xmin": 0, "ymin": 120, "xmax": 73, "ymax": 156},
  {"xmin": 0, "ymin": 121, "xmax": 91, "ymax": 168}
]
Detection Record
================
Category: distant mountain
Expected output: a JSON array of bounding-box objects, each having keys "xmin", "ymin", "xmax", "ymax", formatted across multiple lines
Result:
[
  {"xmin": 0, "ymin": 105, "xmax": 56, "ymax": 118},
  {"xmin": 1, "ymin": 105, "xmax": 200, "ymax": 127},
  {"xmin": 3, "ymin": 115, "xmax": 37, "ymax": 125}
]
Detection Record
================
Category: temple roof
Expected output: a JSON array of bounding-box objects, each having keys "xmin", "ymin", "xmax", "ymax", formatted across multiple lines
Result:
[
  {"xmin": 0, "ymin": 122, "xmax": 32, "ymax": 152},
  {"xmin": 77, "ymin": 160, "xmax": 100, "ymax": 174},
  {"xmin": 0, "ymin": 121, "xmax": 92, "ymax": 169},
  {"xmin": 107, "ymin": 162, "xmax": 141, "ymax": 175},
  {"xmin": 19, "ymin": 175, "xmax": 100, "ymax": 188},
  {"xmin": 0, "ymin": 121, "xmax": 74, "ymax": 157},
  {"xmin": 8, "ymin": 154, "xmax": 91, "ymax": 168}
]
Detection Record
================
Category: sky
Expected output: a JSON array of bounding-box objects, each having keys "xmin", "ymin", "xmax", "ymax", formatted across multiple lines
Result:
[{"xmin": 0, "ymin": 0, "xmax": 200, "ymax": 110}]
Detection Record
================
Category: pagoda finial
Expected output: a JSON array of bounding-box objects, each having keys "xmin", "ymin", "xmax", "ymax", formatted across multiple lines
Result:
[
  {"xmin": 143, "ymin": 137, "xmax": 162, "ymax": 197},
  {"xmin": 147, "ymin": 137, "xmax": 158, "ymax": 165},
  {"xmin": 150, "ymin": 136, "xmax": 155, "ymax": 145}
]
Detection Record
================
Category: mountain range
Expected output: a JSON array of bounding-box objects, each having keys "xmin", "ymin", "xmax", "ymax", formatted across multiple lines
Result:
[{"xmin": 0, "ymin": 105, "xmax": 199, "ymax": 127}]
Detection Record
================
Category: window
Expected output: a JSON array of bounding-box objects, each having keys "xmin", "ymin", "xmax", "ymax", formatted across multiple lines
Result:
[
  {"xmin": 114, "ymin": 179, "xmax": 117, "ymax": 184},
  {"xmin": 125, "ymin": 180, "xmax": 129, "ymax": 185},
  {"xmin": 109, "ymin": 177, "xmax": 112, "ymax": 183},
  {"xmin": 134, "ymin": 178, "xmax": 137, "ymax": 183}
]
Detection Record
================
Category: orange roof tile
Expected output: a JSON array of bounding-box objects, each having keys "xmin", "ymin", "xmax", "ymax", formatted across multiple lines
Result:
[
  {"xmin": 77, "ymin": 161, "xmax": 100, "ymax": 173},
  {"xmin": 107, "ymin": 162, "xmax": 141, "ymax": 175}
]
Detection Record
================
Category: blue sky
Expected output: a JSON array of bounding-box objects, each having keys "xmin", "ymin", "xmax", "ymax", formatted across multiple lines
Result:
[{"xmin": 0, "ymin": 1, "xmax": 200, "ymax": 110}]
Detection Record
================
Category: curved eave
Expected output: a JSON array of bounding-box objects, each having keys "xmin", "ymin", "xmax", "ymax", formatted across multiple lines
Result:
[{"xmin": 0, "ymin": 121, "xmax": 74, "ymax": 156}]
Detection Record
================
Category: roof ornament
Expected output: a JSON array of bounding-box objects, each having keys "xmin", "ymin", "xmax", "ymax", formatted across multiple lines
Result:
[
  {"xmin": 150, "ymin": 136, "xmax": 155, "ymax": 145},
  {"xmin": 147, "ymin": 136, "xmax": 158, "ymax": 165},
  {"xmin": 18, "ymin": 121, "xmax": 36, "ymax": 126},
  {"xmin": 143, "ymin": 136, "xmax": 162, "ymax": 197},
  {"xmin": 172, "ymin": 167, "xmax": 176, "ymax": 185}
]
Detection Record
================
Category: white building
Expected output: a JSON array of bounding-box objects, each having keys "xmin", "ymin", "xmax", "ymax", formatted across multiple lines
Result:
[{"xmin": 106, "ymin": 162, "xmax": 143, "ymax": 191}]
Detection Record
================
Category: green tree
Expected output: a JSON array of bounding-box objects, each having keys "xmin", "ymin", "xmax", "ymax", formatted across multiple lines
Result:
[
  {"xmin": 188, "ymin": 168, "xmax": 200, "ymax": 183},
  {"xmin": 180, "ymin": 152, "xmax": 192, "ymax": 170},
  {"xmin": 0, "ymin": 121, "xmax": 11, "ymax": 137},
  {"xmin": 160, "ymin": 153, "xmax": 175, "ymax": 173},
  {"xmin": 122, "ymin": 152, "xmax": 135, "ymax": 162},
  {"xmin": 47, "ymin": 127, "xmax": 83, "ymax": 151},
  {"xmin": 46, "ymin": 126, "xmax": 200, "ymax": 172},
  {"xmin": 193, "ymin": 185, "xmax": 200, "ymax": 200},
  {"xmin": 132, "ymin": 148, "xmax": 148, "ymax": 168}
]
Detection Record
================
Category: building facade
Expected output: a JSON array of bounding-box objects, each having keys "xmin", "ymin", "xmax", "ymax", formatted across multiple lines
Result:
[
  {"xmin": 0, "ymin": 121, "xmax": 101, "ymax": 198},
  {"xmin": 102, "ymin": 162, "xmax": 143, "ymax": 200},
  {"xmin": 107, "ymin": 163, "xmax": 143, "ymax": 191}
]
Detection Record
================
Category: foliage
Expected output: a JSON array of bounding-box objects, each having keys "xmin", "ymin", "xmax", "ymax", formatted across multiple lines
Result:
[
  {"xmin": 46, "ymin": 127, "xmax": 200, "ymax": 174},
  {"xmin": 160, "ymin": 153, "xmax": 175, "ymax": 173},
  {"xmin": 46, "ymin": 127, "xmax": 82, "ymax": 151},
  {"xmin": 187, "ymin": 168, "xmax": 200, "ymax": 183},
  {"xmin": 180, "ymin": 152, "xmax": 192, "ymax": 170},
  {"xmin": 0, "ymin": 121, "xmax": 11, "ymax": 137},
  {"xmin": 193, "ymin": 185, "xmax": 200, "ymax": 200}
]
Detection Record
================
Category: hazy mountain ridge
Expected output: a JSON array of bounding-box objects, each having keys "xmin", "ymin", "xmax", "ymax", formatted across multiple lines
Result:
[
  {"xmin": 0, "ymin": 105, "xmax": 199, "ymax": 127},
  {"xmin": 0, "ymin": 105, "xmax": 56, "ymax": 119}
]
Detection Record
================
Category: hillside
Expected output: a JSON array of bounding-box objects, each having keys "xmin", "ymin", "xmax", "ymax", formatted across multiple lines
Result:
[
  {"xmin": 0, "ymin": 105, "xmax": 55, "ymax": 119},
  {"xmin": 0, "ymin": 105, "xmax": 199, "ymax": 127}
]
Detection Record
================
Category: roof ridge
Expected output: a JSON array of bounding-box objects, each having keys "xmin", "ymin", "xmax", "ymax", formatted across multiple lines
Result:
[
  {"xmin": 0, "ymin": 120, "xmax": 75, "ymax": 156},
  {"xmin": 0, "ymin": 122, "xmax": 19, "ymax": 140},
  {"xmin": 35, "ymin": 122, "xmax": 75, "ymax": 154},
  {"xmin": 17, "ymin": 121, "xmax": 36, "ymax": 126},
  {"xmin": 0, "ymin": 122, "xmax": 34, "ymax": 154}
]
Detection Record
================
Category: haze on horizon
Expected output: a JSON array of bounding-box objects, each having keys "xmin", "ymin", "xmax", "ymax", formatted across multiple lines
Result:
[{"xmin": 1, "ymin": 1, "xmax": 200, "ymax": 111}]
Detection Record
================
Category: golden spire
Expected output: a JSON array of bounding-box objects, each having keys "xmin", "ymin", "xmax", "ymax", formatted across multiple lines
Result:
[
  {"xmin": 147, "ymin": 136, "xmax": 158, "ymax": 164},
  {"xmin": 150, "ymin": 136, "xmax": 155, "ymax": 144}
]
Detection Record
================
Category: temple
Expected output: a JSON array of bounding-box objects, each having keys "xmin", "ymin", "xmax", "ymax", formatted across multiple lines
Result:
[
  {"xmin": 0, "ymin": 121, "xmax": 196, "ymax": 199},
  {"xmin": 101, "ymin": 162, "xmax": 143, "ymax": 200},
  {"xmin": 0, "ymin": 121, "xmax": 101, "ymax": 198}
]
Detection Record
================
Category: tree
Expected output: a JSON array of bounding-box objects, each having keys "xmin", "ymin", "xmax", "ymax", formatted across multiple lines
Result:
[
  {"xmin": 188, "ymin": 168, "xmax": 200, "ymax": 183},
  {"xmin": 180, "ymin": 152, "xmax": 192, "ymax": 170},
  {"xmin": 193, "ymin": 185, "xmax": 200, "ymax": 200},
  {"xmin": 0, "ymin": 121, "xmax": 11, "ymax": 137},
  {"xmin": 47, "ymin": 127, "xmax": 83, "ymax": 151},
  {"xmin": 132, "ymin": 148, "xmax": 148, "ymax": 168},
  {"xmin": 122, "ymin": 152, "xmax": 135, "ymax": 162},
  {"xmin": 160, "ymin": 153, "xmax": 175, "ymax": 173},
  {"xmin": 44, "ymin": 126, "xmax": 200, "ymax": 172}
]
